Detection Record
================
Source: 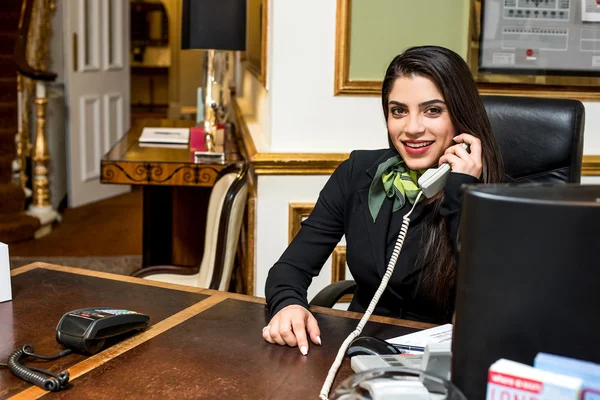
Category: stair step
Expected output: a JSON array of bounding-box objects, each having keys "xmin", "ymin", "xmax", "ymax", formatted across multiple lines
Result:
[
  {"xmin": 1, "ymin": 2, "xmax": 23, "ymax": 13},
  {"xmin": 0, "ymin": 212, "xmax": 41, "ymax": 244},
  {"xmin": 0, "ymin": 32, "xmax": 16, "ymax": 55},
  {"xmin": 0, "ymin": 78, "xmax": 16, "ymax": 103},
  {"xmin": 0, "ymin": 154, "xmax": 14, "ymax": 183},
  {"xmin": 0, "ymin": 183, "xmax": 25, "ymax": 214},
  {"xmin": 0, "ymin": 56, "xmax": 16, "ymax": 79},
  {"xmin": 0, "ymin": 129, "xmax": 15, "ymax": 157},
  {"xmin": 0, "ymin": 12, "xmax": 20, "ymax": 33},
  {"xmin": 0, "ymin": 101, "xmax": 16, "ymax": 131}
]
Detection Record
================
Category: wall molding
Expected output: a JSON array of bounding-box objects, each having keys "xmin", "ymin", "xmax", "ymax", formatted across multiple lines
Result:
[
  {"xmin": 288, "ymin": 202, "xmax": 315, "ymax": 243},
  {"xmin": 233, "ymin": 99, "xmax": 350, "ymax": 175},
  {"xmin": 331, "ymin": 246, "xmax": 346, "ymax": 282},
  {"xmin": 582, "ymin": 156, "xmax": 600, "ymax": 176},
  {"xmin": 334, "ymin": 0, "xmax": 380, "ymax": 96},
  {"xmin": 245, "ymin": 0, "xmax": 268, "ymax": 88}
]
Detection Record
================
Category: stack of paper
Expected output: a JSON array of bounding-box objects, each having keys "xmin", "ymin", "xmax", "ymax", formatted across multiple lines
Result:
[
  {"xmin": 138, "ymin": 127, "xmax": 190, "ymax": 145},
  {"xmin": 387, "ymin": 323, "xmax": 453, "ymax": 353}
]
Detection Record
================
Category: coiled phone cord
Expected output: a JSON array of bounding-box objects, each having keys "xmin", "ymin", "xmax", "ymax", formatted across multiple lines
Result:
[
  {"xmin": 319, "ymin": 191, "xmax": 424, "ymax": 400},
  {"xmin": 7, "ymin": 344, "xmax": 72, "ymax": 391}
]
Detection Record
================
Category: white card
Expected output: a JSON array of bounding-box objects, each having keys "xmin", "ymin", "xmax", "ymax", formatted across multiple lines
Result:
[{"xmin": 0, "ymin": 243, "xmax": 11, "ymax": 303}]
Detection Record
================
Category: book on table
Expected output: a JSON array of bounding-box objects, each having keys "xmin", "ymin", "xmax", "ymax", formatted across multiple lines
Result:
[{"xmin": 138, "ymin": 127, "xmax": 190, "ymax": 144}]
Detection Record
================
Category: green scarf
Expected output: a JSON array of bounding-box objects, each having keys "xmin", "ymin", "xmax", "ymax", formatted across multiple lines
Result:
[{"xmin": 367, "ymin": 155, "xmax": 424, "ymax": 222}]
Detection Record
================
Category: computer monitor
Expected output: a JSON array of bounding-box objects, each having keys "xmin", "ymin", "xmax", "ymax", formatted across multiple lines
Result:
[{"xmin": 451, "ymin": 184, "xmax": 600, "ymax": 400}]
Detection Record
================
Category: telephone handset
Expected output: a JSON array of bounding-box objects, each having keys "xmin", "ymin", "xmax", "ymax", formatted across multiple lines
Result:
[{"xmin": 418, "ymin": 142, "xmax": 470, "ymax": 198}]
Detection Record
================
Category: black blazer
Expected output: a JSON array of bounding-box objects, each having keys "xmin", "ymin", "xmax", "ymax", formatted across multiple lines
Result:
[{"xmin": 265, "ymin": 149, "xmax": 477, "ymax": 324}]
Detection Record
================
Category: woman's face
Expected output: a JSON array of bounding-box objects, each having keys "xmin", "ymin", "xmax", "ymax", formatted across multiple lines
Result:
[{"xmin": 387, "ymin": 75, "xmax": 456, "ymax": 171}]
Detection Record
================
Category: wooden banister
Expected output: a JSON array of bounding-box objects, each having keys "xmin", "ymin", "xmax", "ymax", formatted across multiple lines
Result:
[{"xmin": 14, "ymin": 0, "xmax": 57, "ymax": 81}]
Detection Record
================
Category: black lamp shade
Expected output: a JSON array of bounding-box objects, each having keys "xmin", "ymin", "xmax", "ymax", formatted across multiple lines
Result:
[{"xmin": 181, "ymin": 0, "xmax": 247, "ymax": 51}]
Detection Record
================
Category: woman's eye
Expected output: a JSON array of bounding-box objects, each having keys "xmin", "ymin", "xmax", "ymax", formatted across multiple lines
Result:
[
  {"xmin": 390, "ymin": 108, "xmax": 406, "ymax": 116},
  {"xmin": 425, "ymin": 107, "xmax": 442, "ymax": 115}
]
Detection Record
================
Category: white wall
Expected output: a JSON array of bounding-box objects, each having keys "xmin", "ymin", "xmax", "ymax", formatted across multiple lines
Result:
[
  {"xmin": 236, "ymin": 70, "xmax": 271, "ymax": 151},
  {"xmin": 582, "ymin": 102, "xmax": 600, "ymax": 155},
  {"xmin": 269, "ymin": 0, "xmax": 387, "ymax": 152}
]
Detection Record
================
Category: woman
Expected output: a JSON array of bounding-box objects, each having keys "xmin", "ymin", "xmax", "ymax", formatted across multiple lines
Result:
[{"xmin": 262, "ymin": 46, "xmax": 504, "ymax": 355}]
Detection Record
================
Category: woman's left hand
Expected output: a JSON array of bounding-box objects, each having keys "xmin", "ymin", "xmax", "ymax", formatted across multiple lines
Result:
[{"xmin": 438, "ymin": 133, "xmax": 482, "ymax": 179}]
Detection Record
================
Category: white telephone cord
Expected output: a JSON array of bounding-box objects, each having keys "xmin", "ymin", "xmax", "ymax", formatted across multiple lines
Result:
[{"xmin": 318, "ymin": 191, "xmax": 424, "ymax": 400}]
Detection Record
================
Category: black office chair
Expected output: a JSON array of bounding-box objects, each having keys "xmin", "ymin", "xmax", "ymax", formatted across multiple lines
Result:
[{"xmin": 309, "ymin": 95, "xmax": 585, "ymax": 308}]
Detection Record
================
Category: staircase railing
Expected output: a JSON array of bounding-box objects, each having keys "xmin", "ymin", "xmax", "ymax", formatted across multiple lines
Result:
[{"xmin": 13, "ymin": 0, "xmax": 58, "ymax": 230}]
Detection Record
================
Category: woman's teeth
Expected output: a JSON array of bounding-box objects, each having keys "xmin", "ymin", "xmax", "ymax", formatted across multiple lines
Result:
[{"xmin": 404, "ymin": 141, "xmax": 433, "ymax": 148}]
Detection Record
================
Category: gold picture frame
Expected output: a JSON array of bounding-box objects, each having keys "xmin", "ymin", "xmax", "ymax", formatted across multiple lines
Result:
[
  {"xmin": 331, "ymin": 246, "xmax": 346, "ymax": 282},
  {"xmin": 245, "ymin": 0, "xmax": 268, "ymax": 87},
  {"xmin": 288, "ymin": 204, "xmax": 351, "ymax": 299},
  {"xmin": 288, "ymin": 202, "xmax": 315, "ymax": 243},
  {"xmin": 334, "ymin": 0, "xmax": 600, "ymax": 101},
  {"xmin": 334, "ymin": 0, "xmax": 380, "ymax": 96}
]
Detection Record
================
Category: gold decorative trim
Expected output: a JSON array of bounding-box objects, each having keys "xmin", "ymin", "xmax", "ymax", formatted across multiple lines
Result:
[
  {"xmin": 100, "ymin": 161, "xmax": 223, "ymax": 187},
  {"xmin": 245, "ymin": 0, "xmax": 268, "ymax": 87},
  {"xmin": 582, "ymin": 156, "xmax": 600, "ymax": 176},
  {"xmin": 334, "ymin": 0, "xmax": 600, "ymax": 101},
  {"xmin": 288, "ymin": 202, "xmax": 315, "ymax": 243},
  {"xmin": 233, "ymin": 98, "xmax": 349, "ymax": 175},
  {"xmin": 13, "ymin": 262, "xmax": 206, "ymax": 293},
  {"xmin": 334, "ymin": 0, "xmax": 381, "ymax": 96},
  {"xmin": 232, "ymin": 99, "xmax": 258, "ymax": 159},
  {"xmin": 252, "ymin": 152, "xmax": 349, "ymax": 175},
  {"xmin": 331, "ymin": 246, "xmax": 346, "ymax": 282}
]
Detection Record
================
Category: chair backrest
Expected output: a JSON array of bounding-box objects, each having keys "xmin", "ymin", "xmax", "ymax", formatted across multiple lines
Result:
[
  {"xmin": 482, "ymin": 95, "xmax": 585, "ymax": 184},
  {"xmin": 196, "ymin": 162, "xmax": 249, "ymax": 291}
]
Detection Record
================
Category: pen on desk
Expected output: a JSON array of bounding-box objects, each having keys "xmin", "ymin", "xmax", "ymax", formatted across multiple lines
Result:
[
  {"xmin": 154, "ymin": 131, "xmax": 180, "ymax": 135},
  {"xmin": 393, "ymin": 344, "xmax": 425, "ymax": 353}
]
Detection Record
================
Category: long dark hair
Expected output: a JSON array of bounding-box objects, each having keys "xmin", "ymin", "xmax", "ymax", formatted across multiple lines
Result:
[{"xmin": 381, "ymin": 46, "xmax": 504, "ymax": 315}]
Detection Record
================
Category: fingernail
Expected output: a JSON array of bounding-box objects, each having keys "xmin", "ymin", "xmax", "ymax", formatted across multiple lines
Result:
[
  {"xmin": 452, "ymin": 136, "xmax": 459, "ymax": 141},
  {"xmin": 317, "ymin": 336, "xmax": 322, "ymax": 345},
  {"xmin": 300, "ymin": 346, "xmax": 308, "ymax": 355}
]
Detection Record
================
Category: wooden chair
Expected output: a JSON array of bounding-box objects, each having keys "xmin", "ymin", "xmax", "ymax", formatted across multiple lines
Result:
[{"xmin": 133, "ymin": 162, "xmax": 249, "ymax": 291}]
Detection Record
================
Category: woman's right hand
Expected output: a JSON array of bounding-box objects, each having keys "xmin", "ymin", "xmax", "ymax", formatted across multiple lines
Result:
[{"xmin": 262, "ymin": 305, "xmax": 321, "ymax": 355}]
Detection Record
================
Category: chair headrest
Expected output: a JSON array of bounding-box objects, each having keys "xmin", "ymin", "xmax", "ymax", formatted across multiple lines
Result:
[{"xmin": 483, "ymin": 96, "xmax": 584, "ymax": 184}]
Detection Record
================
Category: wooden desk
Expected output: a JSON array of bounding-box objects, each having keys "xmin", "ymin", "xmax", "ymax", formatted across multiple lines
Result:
[
  {"xmin": 101, "ymin": 119, "xmax": 243, "ymax": 268},
  {"xmin": 1, "ymin": 264, "xmax": 433, "ymax": 399}
]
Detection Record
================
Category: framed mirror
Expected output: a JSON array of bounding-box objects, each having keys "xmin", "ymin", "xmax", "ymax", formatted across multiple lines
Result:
[{"xmin": 245, "ymin": 0, "xmax": 268, "ymax": 87}]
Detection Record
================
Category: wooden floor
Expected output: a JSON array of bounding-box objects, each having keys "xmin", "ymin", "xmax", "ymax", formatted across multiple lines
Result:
[{"xmin": 10, "ymin": 188, "xmax": 142, "ymax": 257}]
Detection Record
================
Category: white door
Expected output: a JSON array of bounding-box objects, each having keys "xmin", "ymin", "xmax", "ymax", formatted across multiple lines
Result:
[{"xmin": 63, "ymin": 0, "xmax": 130, "ymax": 207}]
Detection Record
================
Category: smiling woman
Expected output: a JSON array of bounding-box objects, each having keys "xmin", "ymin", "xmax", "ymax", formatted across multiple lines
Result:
[{"xmin": 262, "ymin": 45, "xmax": 504, "ymax": 357}]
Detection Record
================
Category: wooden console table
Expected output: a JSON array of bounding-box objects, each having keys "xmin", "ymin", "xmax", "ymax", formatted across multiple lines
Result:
[{"xmin": 101, "ymin": 119, "xmax": 242, "ymax": 268}]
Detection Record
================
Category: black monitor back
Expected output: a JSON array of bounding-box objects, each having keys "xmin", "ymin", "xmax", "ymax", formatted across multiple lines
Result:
[{"xmin": 452, "ymin": 184, "xmax": 600, "ymax": 400}]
